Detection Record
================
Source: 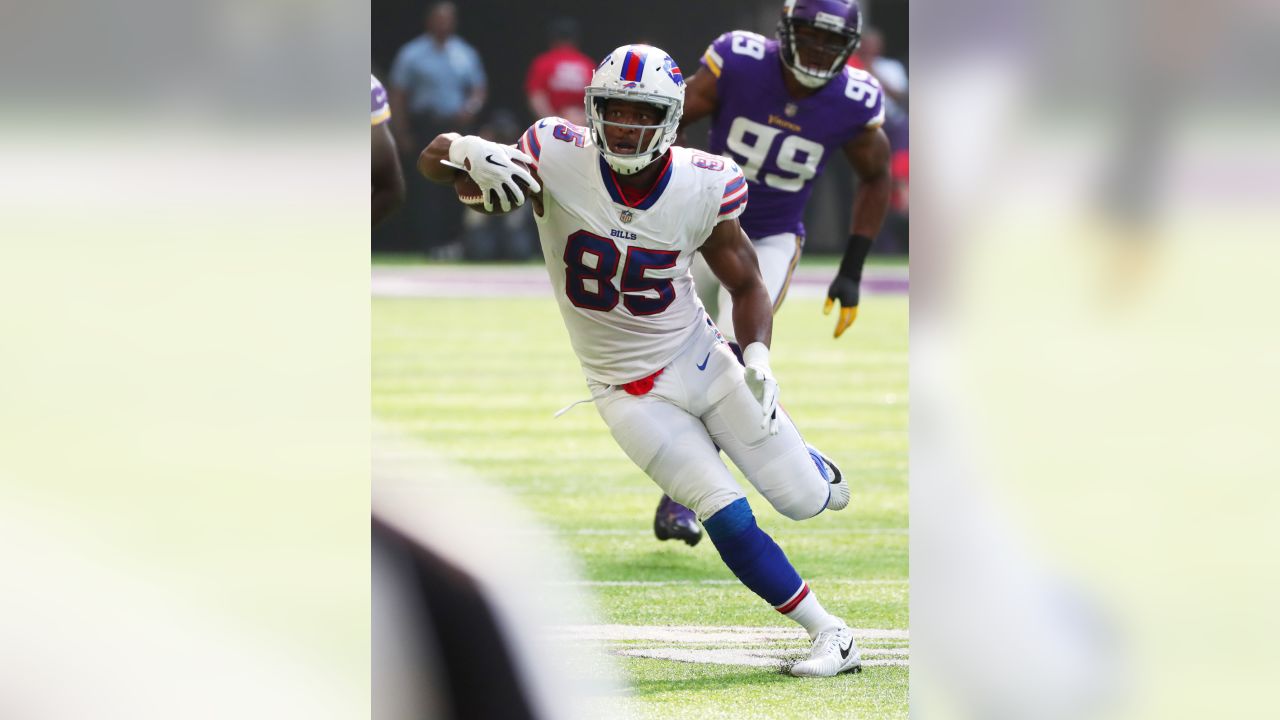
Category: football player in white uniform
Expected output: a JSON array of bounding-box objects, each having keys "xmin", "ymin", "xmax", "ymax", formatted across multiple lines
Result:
[
  {"xmin": 417, "ymin": 44, "xmax": 860, "ymax": 677},
  {"xmin": 652, "ymin": 0, "xmax": 894, "ymax": 547}
]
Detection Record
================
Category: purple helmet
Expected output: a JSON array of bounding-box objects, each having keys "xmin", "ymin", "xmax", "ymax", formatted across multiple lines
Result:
[{"xmin": 776, "ymin": 0, "xmax": 863, "ymax": 88}]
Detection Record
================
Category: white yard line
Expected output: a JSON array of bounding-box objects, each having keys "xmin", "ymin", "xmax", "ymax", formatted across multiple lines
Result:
[
  {"xmin": 556, "ymin": 624, "xmax": 909, "ymax": 642},
  {"xmin": 555, "ymin": 624, "xmax": 909, "ymax": 670},
  {"xmin": 615, "ymin": 647, "xmax": 909, "ymax": 669}
]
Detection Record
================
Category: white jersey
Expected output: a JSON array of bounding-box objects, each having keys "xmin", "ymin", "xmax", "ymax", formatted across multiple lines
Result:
[{"xmin": 517, "ymin": 117, "xmax": 748, "ymax": 386}]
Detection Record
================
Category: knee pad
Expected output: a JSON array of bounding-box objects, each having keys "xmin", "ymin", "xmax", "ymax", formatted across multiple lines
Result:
[
  {"xmin": 753, "ymin": 446, "xmax": 830, "ymax": 521},
  {"xmin": 646, "ymin": 439, "xmax": 743, "ymax": 521},
  {"xmin": 772, "ymin": 490, "xmax": 828, "ymax": 521}
]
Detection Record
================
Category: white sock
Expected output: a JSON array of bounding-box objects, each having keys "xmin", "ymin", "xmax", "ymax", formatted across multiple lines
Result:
[{"xmin": 776, "ymin": 582, "xmax": 844, "ymax": 640}]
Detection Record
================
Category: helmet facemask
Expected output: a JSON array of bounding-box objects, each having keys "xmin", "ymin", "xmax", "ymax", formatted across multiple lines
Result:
[
  {"xmin": 778, "ymin": 4, "xmax": 862, "ymax": 88},
  {"xmin": 585, "ymin": 88, "xmax": 680, "ymax": 175}
]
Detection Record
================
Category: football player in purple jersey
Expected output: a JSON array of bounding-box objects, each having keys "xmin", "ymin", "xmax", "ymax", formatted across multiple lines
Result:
[
  {"xmin": 372, "ymin": 74, "xmax": 406, "ymax": 228},
  {"xmin": 653, "ymin": 0, "xmax": 891, "ymax": 546}
]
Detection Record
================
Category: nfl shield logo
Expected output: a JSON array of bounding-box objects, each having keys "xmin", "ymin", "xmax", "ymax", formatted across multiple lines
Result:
[
  {"xmin": 619, "ymin": 209, "xmax": 634, "ymax": 224},
  {"xmin": 784, "ymin": 103, "xmax": 798, "ymax": 117}
]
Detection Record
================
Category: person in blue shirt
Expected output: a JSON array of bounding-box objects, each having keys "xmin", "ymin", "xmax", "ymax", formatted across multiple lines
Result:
[{"xmin": 388, "ymin": 1, "xmax": 487, "ymax": 253}]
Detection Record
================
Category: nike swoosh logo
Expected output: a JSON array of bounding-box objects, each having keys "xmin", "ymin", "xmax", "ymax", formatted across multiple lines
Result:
[
  {"xmin": 840, "ymin": 637, "xmax": 855, "ymax": 659},
  {"xmin": 696, "ymin": 352, "xmax": 711, "ymax": 371},
  {"xmin": 484, "ymin": 154, "xmax": 506, "ymax": 167}
]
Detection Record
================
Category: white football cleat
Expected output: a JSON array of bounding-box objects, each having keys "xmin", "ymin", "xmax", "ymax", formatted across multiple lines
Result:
[
  {"xmin": 808, "ymin": 445, "xmax": 850, "ymax": 511},
  {"xmin": 789, "ymin": 625, "xmax": 862, "ymax": 677}
]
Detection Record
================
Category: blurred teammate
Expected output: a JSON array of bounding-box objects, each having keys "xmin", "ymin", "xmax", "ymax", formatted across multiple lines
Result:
[
  {"xmin": 655, "ymin": 0, "xmax": 892, "ymax": 544},
  {"xmin": 524, "ymin": 18, "xmax": 595, "ymax": 127},
  {"xmin": 417, "ymin": 44, "xmax": 861, "ymax": 677},
  {"xmin": 371, "ymin": 74, "xmax": 405, "ymax": 228}
]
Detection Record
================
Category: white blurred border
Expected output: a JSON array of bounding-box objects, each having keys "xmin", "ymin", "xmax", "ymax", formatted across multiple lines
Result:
[{"xmin": 912, "ymin": 0, "xmax": 1280, "ymax": 717}]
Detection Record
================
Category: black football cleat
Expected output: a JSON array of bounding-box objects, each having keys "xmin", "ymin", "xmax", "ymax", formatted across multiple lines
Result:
[{"xmin": 653, "ymin": 495, "xmax": 703, "ymax": 546}]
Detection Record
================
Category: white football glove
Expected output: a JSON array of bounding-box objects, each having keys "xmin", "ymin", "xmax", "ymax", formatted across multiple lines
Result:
[
  {"xmin": 742, "ymin": 342, "xmax": 780, "ymax": 435},
  {"xmin": 446, "ymin": 134, "xmax": 540, "ymax": 212}
]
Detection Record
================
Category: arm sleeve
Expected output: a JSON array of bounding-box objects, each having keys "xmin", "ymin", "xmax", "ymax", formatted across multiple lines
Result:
[
  {"xmin": 515, "ymin": 121, "xmax": 547, "ymax": 170},
  {"xmin": 841, "ymin": 68, "xmax": 887, "ymax": 139},
  {"xmin": 717, "ymin": 162, "xmax": 748, "ymax": 223},
  {"xmin": 693, "ymin": 159, "xmax": 747, "ymax": 251}
]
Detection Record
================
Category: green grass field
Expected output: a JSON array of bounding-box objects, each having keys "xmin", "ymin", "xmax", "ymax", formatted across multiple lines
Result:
[{"xmin": 373, "ymin": 272, "xmax": 908, "ymax": 719}]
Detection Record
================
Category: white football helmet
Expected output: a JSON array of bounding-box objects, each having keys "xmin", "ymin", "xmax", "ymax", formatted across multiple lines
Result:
[{"xmin": 584, "ymin": 44, "xmax": 686, "ymax": 175}]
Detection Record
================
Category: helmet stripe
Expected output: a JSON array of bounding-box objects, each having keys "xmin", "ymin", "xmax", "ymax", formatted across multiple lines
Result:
[{"xmin": 621, "ymin": 49, "xmax": 646, "ymax": 82}]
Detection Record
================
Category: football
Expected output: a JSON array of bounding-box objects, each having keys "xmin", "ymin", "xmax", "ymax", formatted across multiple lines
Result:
[{"xmin": 453, "ymin": 158, "xmax": 536, "ymax": 215}]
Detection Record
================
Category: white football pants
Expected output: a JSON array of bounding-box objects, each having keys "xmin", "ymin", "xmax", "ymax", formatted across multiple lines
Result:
[
  {"xmin": 589, "ymin": 317, "xmax": 829, "ymax": 522},
  {"xmin": 691, "ymin": 232, "xmax": 803, "ymax": 342}
]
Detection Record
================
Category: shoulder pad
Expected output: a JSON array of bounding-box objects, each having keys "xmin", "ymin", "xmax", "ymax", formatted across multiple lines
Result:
[
  {"xmin": 839, "ymin": 67, "xmax": 887, "ymax": 129},
  {"xmin": 518, "ymin": 117, "xmax": 594, "ymax": 169},
  {"xmin": 714, "ymin": 156, "xmax": 748, "ymax": 222},
  {"xmin": 703, "ymin": 30, "xmax": 770, "ymax": 78}
]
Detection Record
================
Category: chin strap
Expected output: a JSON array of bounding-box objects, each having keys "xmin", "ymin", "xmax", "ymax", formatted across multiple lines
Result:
[
  {"xmin": 606, "ymin": 149, "xmax": 661, "ymax": 176},
  {"xmin": 788, "ymin": 62, "xmax": 835, "ymax": 88}
]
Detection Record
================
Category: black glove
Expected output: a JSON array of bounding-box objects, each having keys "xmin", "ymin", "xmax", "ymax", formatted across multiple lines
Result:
[{"xmin": 824, "ymin": 234, "xmax": 873, "ymax": 338}]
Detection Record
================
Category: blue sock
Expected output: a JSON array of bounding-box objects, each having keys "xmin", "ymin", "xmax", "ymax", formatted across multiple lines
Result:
[{"xmin": 703, "ymin": 497, "xmax": 803, "ymax": 607}]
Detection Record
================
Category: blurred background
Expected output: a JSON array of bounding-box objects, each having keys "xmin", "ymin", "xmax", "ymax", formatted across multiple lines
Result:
[
  {"xmin": 910, "ymin": 0, "xmax": 1280, "ymax": 717},
  {"xmin": 371, "ymin": 0, "xmax": 909, "ymax": 260}
]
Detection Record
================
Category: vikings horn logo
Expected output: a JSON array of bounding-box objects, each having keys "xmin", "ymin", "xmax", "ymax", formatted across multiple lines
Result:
[{"xmin": 662, "ymin": 55, "xmax": 684, "ymax": 86}]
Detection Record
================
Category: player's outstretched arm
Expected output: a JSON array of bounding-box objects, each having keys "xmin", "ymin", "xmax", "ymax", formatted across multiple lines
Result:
[
  {"xmin": 701, "ymin": 218, "xmax": 780, "ymax": 434},
  {"xmin": 417, "ymin": 133, "xmax": 541, "ymax": 213},
  {"xmin": 416, "ymin": 133, "xmax": 465, "ymax": 184},
  {"xmin": 825, "ymin": 126, "xmax": 892, "ymax": 338},
  {"xmin": 371, "ymin": 121, "xmax": 405, "ymax": 228}
]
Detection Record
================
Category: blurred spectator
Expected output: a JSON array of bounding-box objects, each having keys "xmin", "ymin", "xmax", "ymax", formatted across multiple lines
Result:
[
  {"xmin": 389, "ymin": 1, "xmax": 486, "ymax": 143},
  {"xmin": 388, "ymin": 1, "xmax": 487, "ymax": 253},
  {"xmin": 848, "ymin": 26, "xmax": 908, "ymax": 255},
  {"xmin": 459, "ymin": 110, "xmax": 538, "ymax": 262},
  {"xmin": 524, "ymin": 18, "xmax": 594, "ymax": 127},
  {"xmin": 880, "ymin": 109, "xmax": 909, "ymax": 255},
  {"xmin": 857, "ymin": 27, "xmax": 908, "ymax": 111}
]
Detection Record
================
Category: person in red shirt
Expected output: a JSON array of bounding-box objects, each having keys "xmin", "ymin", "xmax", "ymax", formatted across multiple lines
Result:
[{"xmin": 524, "ymin": 18, "xmax": 595, "ymax": 126}]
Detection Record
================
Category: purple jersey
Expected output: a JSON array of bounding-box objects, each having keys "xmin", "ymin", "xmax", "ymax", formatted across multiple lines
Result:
[
  {"xmin": 371, "ymin": 74, "xmax": 391, "ymax": 126},
  {"xmin": 700, "ymin": 31, "xmax": 885, "ymax": 238}
]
